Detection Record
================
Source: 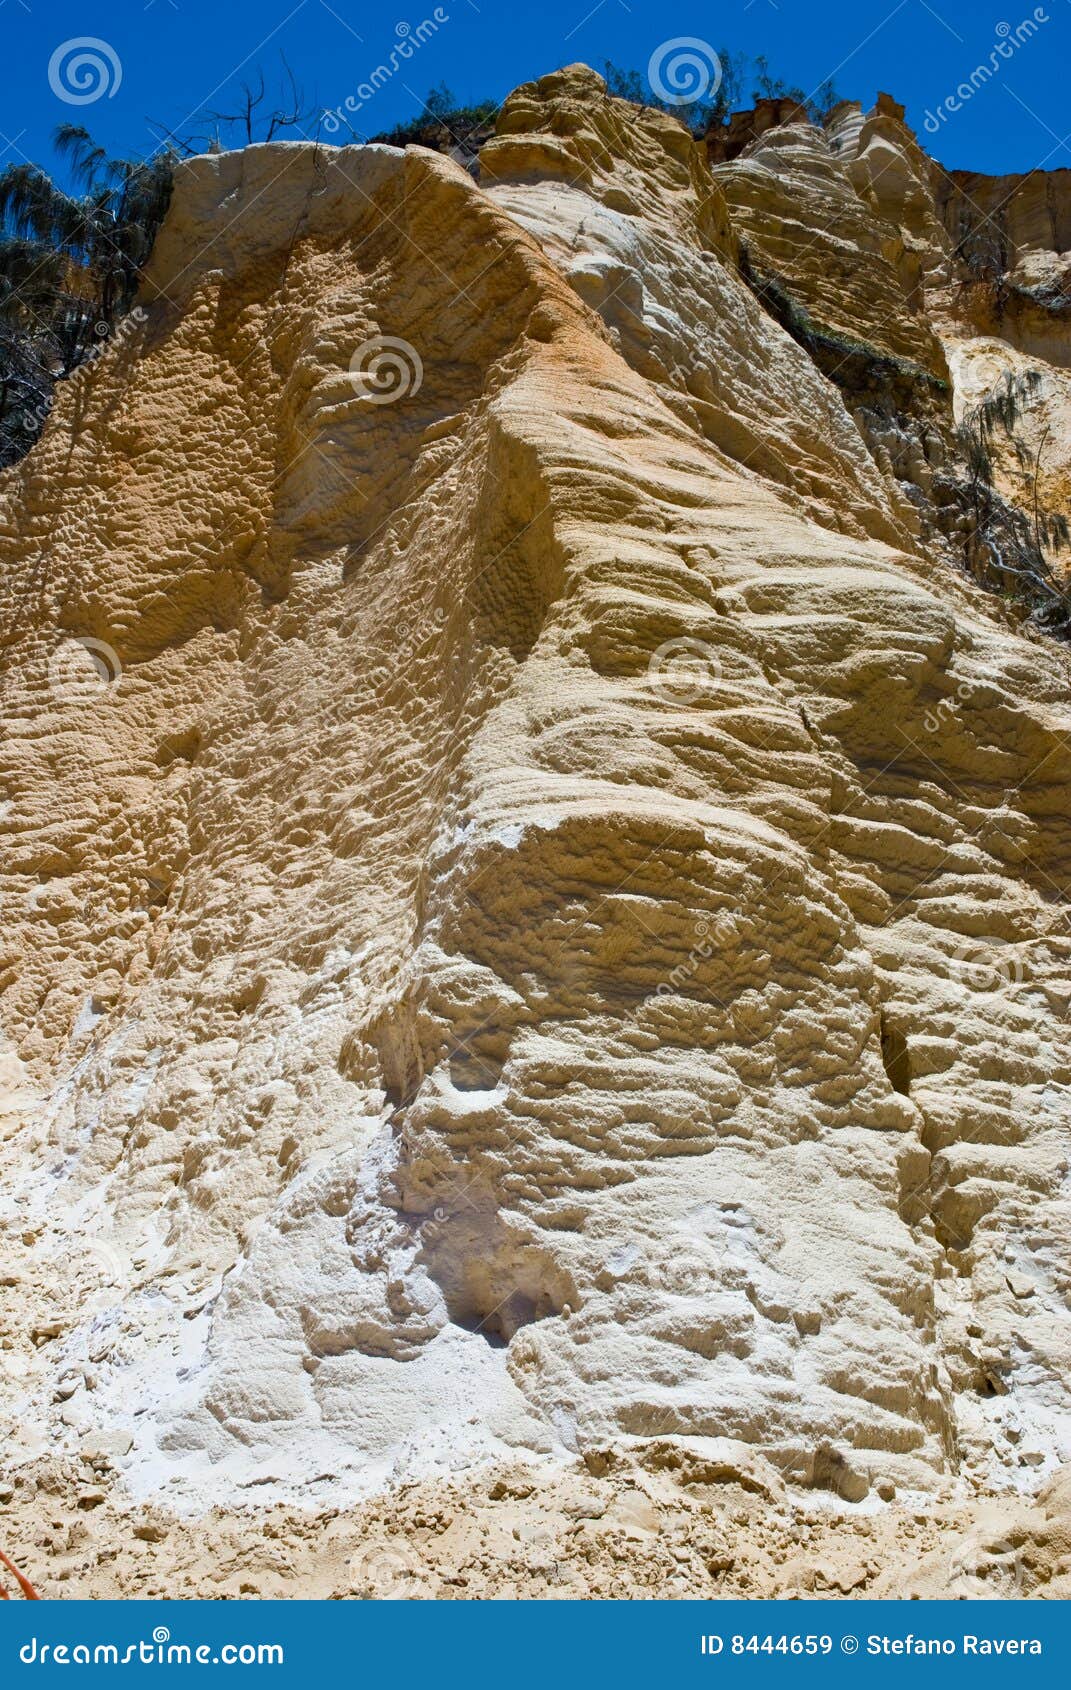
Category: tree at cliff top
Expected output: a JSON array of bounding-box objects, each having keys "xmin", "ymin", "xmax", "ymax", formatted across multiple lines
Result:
[{"xmin": 0, "ymin": 128, "xmax": 174, "ymax": 466}]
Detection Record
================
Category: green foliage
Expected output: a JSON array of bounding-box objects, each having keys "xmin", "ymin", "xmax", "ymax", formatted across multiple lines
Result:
[
  {"xmin": 740, "ymin": 251, "xmax": 1067, "ymax": 640},
  {"xmin": 963, "ymin": 368, "xmax": 1040, "ymax": 452},
  {"xmin": 601, "ymin": 53, "xmax": 743, "ymax": 135},
  {"xmin": 737, "ymin": 242, "xmax": 813, "ymax": 340},
  {"xmin": 369, "ymin": 87, "xmax": 499, "ymax": 152},
  {"xmin": 601, "ymin": 52, "xmax": 837, "ymax": 136},
  {"xmin": 952, "ymin": 212, "xmax": 1008, "ymax": 287},
  {"xmin": 956, "ymin": 369, "xmax": 1041, "ymax": 490},
  {"xmin": 422, "ymin": 82, "xmax": 459, "ymax": 122},
  {"xmin": 955, "ymin": 370, "xmax": 1070, "ymax": 634},
  {"xmin": 737, "ymin": 243, "xmax": 943, "ymax": 399},
  {"xmin": 0, "ymin": 127, "xmax": 174, "ymax": 465}
]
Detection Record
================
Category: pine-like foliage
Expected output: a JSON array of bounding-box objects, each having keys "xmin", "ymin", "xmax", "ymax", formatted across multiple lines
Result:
[
  {"xmin": 957, "ymin": 370, "xmax": 1071, "ymax": 635},
  {"xmin": 0, "ymin": 127, "xmax": 174, "ymax": 465}
]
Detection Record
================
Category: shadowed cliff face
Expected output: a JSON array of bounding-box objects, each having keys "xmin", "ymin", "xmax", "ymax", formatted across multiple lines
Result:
[
  {"xmin": 928, "ymin": 164, "xmax": 1071, "ymax": 568},
  {"xmin": 1, "ymin": 66, "xmax": 1070, "ymax": 1551}
]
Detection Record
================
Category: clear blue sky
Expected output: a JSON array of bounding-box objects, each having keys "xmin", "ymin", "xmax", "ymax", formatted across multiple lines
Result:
[{"xmin": 4, "ymin": 0, "xmax": 1071, "ymax": 181}]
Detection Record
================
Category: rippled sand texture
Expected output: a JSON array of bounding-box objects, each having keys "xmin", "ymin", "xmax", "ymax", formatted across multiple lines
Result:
[{"xmin": 1, "ymin": 66, "xmax": 1069, "ymax": 1596}]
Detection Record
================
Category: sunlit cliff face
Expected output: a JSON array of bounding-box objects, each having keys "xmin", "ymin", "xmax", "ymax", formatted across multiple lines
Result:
[{"xmin": 1, "ymin": 70, "xmax": 1070, "ymax": 1586}]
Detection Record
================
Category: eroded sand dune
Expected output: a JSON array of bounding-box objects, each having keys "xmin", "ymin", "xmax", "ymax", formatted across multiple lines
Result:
[{"xmin": 1, "ymin": 66, "xmax": 1070, "ymax": 1598}]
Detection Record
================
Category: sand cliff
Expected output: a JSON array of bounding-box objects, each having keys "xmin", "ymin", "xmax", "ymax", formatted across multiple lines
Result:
[{"xmin": 1, "ymin": 65, "xmax": 1070, "ymax": 1598}]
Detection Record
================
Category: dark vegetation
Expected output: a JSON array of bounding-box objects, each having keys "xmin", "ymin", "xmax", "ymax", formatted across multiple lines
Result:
[
  {"xmin": 740, "ymin": 248, "xmax": 1070, "ymax": 639},
  {"xmin": 601, "ymin": 53, "xmax": 838, "ymax": 136},
  {"xmin": 0, "ymin": 58, "xmax": 317, "ymax": 466},
  {"xmin": 146, "ymin": 56, "xmax": 316, "ymax": 155},
  {"xmin": 0, "ymin": 127, "xmax": 174, "ymax": 465},
  {"xmin": 738, "ymin": 242, "xmax": 946, "ymax": 399},
  {"xmin": 1, "ymin": 55, "xmax": 1067, "ymax": 646},
  {"xmin": 0, "ymin": 49, "xmax": 840, "ymax": 468},
  {"xmin": 955, "ymin": 370, "xmax": 1071, "ymax": 634},
  {"xmin": 953, "ymin": 214, "xmax": 1009, "ymax": 290},
  {"xmin": 368, "ymin": 83, "xmax": 499, "ymax": 157},
  {"xmin": 362, "ymin": 54, "xmax": 838, "ymax": 156},
  {"xmin": 952, "ymin": 207, "xmax": 1071, "ymax": 316}
]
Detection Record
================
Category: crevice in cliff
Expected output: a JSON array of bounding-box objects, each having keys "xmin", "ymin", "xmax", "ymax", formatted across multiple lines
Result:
[
  {"xmin": 737, "ymin": 243, "xmax": 950, "ymax": 414},
  {"xmin": 879, "ymin": 1013, "xmax": 912, "ymax": 1096},
  {"xmin": 417, "ymin": 1192, "xmax": 575, "ymax": 1347}
]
